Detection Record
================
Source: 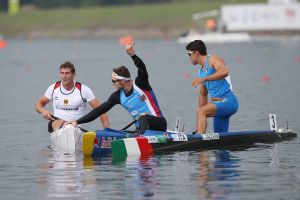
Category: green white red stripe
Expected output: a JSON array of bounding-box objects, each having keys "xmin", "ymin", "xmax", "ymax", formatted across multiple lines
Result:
[{"xmin": 112, "ymin": 136, "xmax": 154, "ymax": 157}]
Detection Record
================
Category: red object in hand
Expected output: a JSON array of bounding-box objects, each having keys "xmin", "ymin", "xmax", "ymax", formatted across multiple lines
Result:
[{"xmin": 119, "ymin": 35, "xmax": 135, "ymax": 47}]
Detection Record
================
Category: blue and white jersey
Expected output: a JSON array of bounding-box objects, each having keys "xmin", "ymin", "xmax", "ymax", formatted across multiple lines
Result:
[
  {"xmin": 120, "ymin": 83, "xmax": 162, "ymax": 120},
  {"xmin": 199, "ymin": 55, "xmax": 234, "ymax": 98}
]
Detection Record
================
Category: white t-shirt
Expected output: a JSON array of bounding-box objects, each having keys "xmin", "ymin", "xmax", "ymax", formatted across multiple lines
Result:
[{"xmin": 45, "ymin": 81, "xmax": 95, "ymax": 121}]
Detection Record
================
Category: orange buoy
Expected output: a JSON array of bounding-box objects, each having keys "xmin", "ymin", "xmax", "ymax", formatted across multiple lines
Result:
[
  {"xmin": 235, "ymin": 56, "xmax": 243, "ymax": 63},
  {"xmin": 205, "ymin": 18, "xmax": 217, "ymax": 32},
  {"xmin": 261, "ymin": 75, "xmax": 270, "ymax": 83},
  {"xmin": 25, "ymin": 64, "xmax": 31, "ymax": 72},
  {"xmin": 0, "ymin": 39, "xmax": 7, "ymax": 49},
  {"xmin": 183, "ymin": 72, "xmax": 190, "ymax": 80}
]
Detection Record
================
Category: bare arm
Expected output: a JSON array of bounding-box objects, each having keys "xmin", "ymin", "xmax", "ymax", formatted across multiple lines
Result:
[
  {"xmin": 193, "ymin": 55, "xmax": 229, "ymax": 87},
  {"xmin": 199, "ymin": 84, "xmax": 208, "ymax": 107},
  {"xmin": 89, "ymin": 98, "xmax": 110, "ymax": 128},
  {"xmin": 205, "ymin": 55, "xmax": 229, "ymax": 81},
  {"xmin": 35, "ymin": 96, "xmax": 55, "ymax": 120}
]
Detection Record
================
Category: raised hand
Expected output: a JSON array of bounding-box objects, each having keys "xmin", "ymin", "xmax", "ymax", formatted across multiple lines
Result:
[{"xmin": 126, "ymin": 44, "xmax": 135, "ymax": 56}]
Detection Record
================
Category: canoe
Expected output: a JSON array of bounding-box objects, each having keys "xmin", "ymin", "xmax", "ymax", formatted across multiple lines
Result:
[
  {"xmin": 51, "ymin": 114, "xmax": 296, "ymax": 156},
  {"xmin": 82, "ymin": 128, "xmax": 297, "ymax": 157}
]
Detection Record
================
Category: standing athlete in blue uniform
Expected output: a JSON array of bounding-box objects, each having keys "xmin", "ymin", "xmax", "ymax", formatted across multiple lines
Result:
[
  {"xmin": 186, "ymin": 40, "xmax": 238, "ymax": 134},
  {"xmin": 66, "ymin": 45, "xmax": 167, "ymax": 134}
]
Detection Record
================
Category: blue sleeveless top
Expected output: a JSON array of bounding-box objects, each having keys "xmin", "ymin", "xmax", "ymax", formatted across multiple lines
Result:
[{"xmin": 199, "ymin": 55, "xmax": 234, "ymax": 98}]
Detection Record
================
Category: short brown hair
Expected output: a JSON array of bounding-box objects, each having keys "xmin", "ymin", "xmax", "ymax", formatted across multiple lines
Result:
[
  {"xmin": 60, "ymin": 61, "xmax": 75, "ymax": 73},
  {"xmin": 113, "ymin": 66, "xmax": 130, "ymax": 78},
  {"xmin": 186, "ymin": 40, "xmax": 207, "ymax": 56}
]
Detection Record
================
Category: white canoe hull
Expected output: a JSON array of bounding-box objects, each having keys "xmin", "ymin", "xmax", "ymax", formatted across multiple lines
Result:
[{"xmin": 50, "ymin": 125, "xmax": 83, "ymax": 154}]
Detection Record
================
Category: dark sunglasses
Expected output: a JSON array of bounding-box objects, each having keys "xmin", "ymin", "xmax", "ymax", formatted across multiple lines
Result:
[
  {"xmin": 112, "ymin": 79, "xmax": 121, "ymax": 84},
  {"xmin": 188, "ymin": 51, "xmax": 196, "ymax": 57}
]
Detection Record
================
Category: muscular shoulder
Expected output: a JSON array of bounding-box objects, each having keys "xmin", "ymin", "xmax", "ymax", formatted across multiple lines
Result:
[{"xmin": 209, "ymin": 54, "xmax": 226, "ymax": 68}]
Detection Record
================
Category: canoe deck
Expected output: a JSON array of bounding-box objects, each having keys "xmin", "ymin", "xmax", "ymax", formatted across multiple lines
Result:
[{"xmin": 149, "ymin": 131, "xmax": 296, "ymax": 153}]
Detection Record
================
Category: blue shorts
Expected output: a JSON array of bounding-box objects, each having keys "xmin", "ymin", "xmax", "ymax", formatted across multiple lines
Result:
[{"xmin": 212, "ymin": 95, "xmax": 239, "ymax": 133}]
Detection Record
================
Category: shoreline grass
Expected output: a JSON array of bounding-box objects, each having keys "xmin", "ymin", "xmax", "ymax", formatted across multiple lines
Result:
[{"xmin": 0, "ymin": 0, "xmax": 266, "ymax": 38}]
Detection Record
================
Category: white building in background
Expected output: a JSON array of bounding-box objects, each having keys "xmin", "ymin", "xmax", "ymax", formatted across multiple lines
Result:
[
  {"xmin": 221, "ymin": 0, "xmax": 300, "ymax": 32},
  {"xmin": 177, "ymin": 0, "xmax": 300, "ymax": 44},
  {"xmin": 268, "ymin": 0, "xmax": 297, "ymax": 4}
]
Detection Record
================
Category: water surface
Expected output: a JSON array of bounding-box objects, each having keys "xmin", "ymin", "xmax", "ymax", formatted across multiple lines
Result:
[{"xmin": 0, "ymin": 38, "xmax": 299, "ymax": 199}]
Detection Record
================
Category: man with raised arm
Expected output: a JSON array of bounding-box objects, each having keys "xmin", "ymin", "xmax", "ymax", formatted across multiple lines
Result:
[{"xmin": 66, "ymin": 46, "xmax": 167, "ymax": 134}]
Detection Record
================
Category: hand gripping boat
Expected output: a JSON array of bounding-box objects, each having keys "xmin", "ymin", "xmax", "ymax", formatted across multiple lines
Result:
[{"xmin": 82, "ymin": 114, "xmax": 297, "ymax": 157}]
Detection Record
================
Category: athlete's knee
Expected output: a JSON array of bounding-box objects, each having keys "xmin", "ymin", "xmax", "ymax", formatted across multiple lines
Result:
[
  {"xmin": 138, "ymin": 116, "xmax": 150, "ymax": 133},
  {"xmin": 53, "ymin": 119, "xmax": 64, "ymax": 125},
  {"xmin": 52, "ymin": 119, "xmax": 64, "ymax": 131},
  {"xmin": 138, "ymin": 115, "xmax": 148, "ymax": 123}
]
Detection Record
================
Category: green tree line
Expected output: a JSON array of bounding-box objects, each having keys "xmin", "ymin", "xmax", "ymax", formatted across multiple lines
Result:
[
  {"xmin": 1, "ymin": 0, "xmax": 177, "ymax": 10},
  {"xmin": 33, "ymin": 0, "xmax": 175, "ymax": 8}
]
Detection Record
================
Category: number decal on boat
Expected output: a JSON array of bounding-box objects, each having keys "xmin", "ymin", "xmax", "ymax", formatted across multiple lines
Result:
[
  {"xmin": 172, "ymin": 134, "xmax": 188, "ymax": 141},
  {"xmin": 145, "ymin": 136, "xmax": 159, "ymax": 143},
  {"xmin": 202, "ymin": 133, "xmax": 220, "ymax": 140},
  {"xmin": 145, "ymin": 136, "xmax": 167, "ymax": 143},
  {"xmin": 269, "ymin": 114, "xmax": 277, "ymax": 131}
]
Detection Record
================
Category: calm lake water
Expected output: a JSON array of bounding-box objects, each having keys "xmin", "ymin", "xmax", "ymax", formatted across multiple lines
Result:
[{"xmin": 0, "ymin": 37, "xmax": 300, "ymax": 200}]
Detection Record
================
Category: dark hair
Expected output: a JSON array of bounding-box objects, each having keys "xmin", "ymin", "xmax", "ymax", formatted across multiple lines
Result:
[
  {"xmin": 113, "ymin": 66, "xmax": 131, "ymax": 78},
  {"xmin": 60, "ymin": 61, "xmax": 75, "ymax": 73},
  {"xmin": 186, "ymin": 40, "xmax": 207, "ymax": 56}
]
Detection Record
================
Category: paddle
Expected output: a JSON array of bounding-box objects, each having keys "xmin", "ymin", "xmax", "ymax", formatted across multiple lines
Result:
[
  {"xmin": 78, "ymin": 126, "xmax": 89, "ymax": 132},
  {"xmin": 121, "ymin": 119, "xmax": 137, "ymax": 131}
]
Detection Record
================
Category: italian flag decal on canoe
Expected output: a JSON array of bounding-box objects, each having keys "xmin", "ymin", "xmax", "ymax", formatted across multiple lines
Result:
[{"xmin": 112, "ymin": 135, "xmax": 166, "ymax": 157}]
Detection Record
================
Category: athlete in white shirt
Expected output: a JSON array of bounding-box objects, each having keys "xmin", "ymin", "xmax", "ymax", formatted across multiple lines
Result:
[{"xmin": 35, "ymin": 61, "xmax": 110, "ymax": 132}]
